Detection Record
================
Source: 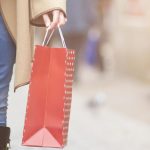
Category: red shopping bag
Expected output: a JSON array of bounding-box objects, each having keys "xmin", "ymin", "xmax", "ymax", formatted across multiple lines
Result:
[{"xmin": 22, "ymin": 26, "xmax": 75, "ymax": 148}]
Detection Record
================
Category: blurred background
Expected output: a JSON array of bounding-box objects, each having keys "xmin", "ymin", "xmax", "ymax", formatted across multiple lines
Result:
[{"xmin": 8, "ymin": 0, "xmax": 150, "ymax": 149}]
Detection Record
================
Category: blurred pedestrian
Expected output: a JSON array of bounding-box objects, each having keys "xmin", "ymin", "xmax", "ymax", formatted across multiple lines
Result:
[{"xmin": 62, "ymin": 0, "xmax": 99, "ymax": 81}]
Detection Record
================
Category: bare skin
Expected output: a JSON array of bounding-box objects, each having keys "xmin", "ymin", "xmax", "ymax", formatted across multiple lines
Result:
[{"xmin": 43, "ymin": 10, "xmax": 67, "ymax": 30}]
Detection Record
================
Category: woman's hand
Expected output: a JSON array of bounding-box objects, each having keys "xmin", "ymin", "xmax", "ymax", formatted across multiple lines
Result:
[{"xmin": 43, "ymin": 10, "xmax": 67, "ymax": 30}]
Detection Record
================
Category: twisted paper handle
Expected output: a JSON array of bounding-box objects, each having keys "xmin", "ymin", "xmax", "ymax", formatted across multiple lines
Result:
[{"xmin": 42, "ymin": 24, "xmax": 67, "ymax": 48}]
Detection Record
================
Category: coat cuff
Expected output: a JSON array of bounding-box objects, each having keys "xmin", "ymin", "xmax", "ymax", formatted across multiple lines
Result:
[{"xmin": 30, "ymin": 0, "xmax": 66, "ymax": 27}]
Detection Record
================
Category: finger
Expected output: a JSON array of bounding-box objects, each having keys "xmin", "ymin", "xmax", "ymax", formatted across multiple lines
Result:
[
  {"xmin": 58, "ymin": 12, "xmax": 67, "ymax": 26},
  {"xmin": 50, "ymin": 10, "xmax": 60, "ymax": 29},
  {"xmin": 43, "ymin": 14, "xmax": 51, "ymax": 27}
]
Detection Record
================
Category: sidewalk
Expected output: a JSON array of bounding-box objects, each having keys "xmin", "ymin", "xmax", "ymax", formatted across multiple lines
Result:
[{"xmin": 7, "ymin": 68, "xmax": 150, "ymax": 150}]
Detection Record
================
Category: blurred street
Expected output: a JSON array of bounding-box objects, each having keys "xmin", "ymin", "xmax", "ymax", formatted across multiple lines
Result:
[{"xmin": 6, "ymin": 0, "xmax": 150, "ymax": 149}]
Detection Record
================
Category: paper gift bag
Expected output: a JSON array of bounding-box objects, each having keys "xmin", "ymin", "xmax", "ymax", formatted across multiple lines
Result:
[{"xmin": 22, "ymin": 26, "xmax": 75, "ymax": 148}]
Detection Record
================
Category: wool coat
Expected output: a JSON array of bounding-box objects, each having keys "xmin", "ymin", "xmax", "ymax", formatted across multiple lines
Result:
[{"xmin": 0, "ymin": 0, "xmax": 66, "ymax": 92}]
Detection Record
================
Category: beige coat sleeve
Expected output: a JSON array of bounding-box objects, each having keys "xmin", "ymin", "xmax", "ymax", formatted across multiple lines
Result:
[{"xmin": 29, "ymin": 0, "xmax": 67, "ymax": 26}]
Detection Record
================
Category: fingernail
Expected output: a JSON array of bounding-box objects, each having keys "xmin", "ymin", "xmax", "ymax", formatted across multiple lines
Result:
[
  {"xmin": 47, "ymin": 22, "xmax": 51, "ymax": 27},
  {"xmin": 47, "ymin": 26, "xmax": 51, "ymax": 30}
]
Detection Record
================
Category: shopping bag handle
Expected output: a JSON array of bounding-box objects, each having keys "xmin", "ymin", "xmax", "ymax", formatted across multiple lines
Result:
[{"xmin": 42, "ymin": 24, "xmax": 67, "ymax": 48}]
